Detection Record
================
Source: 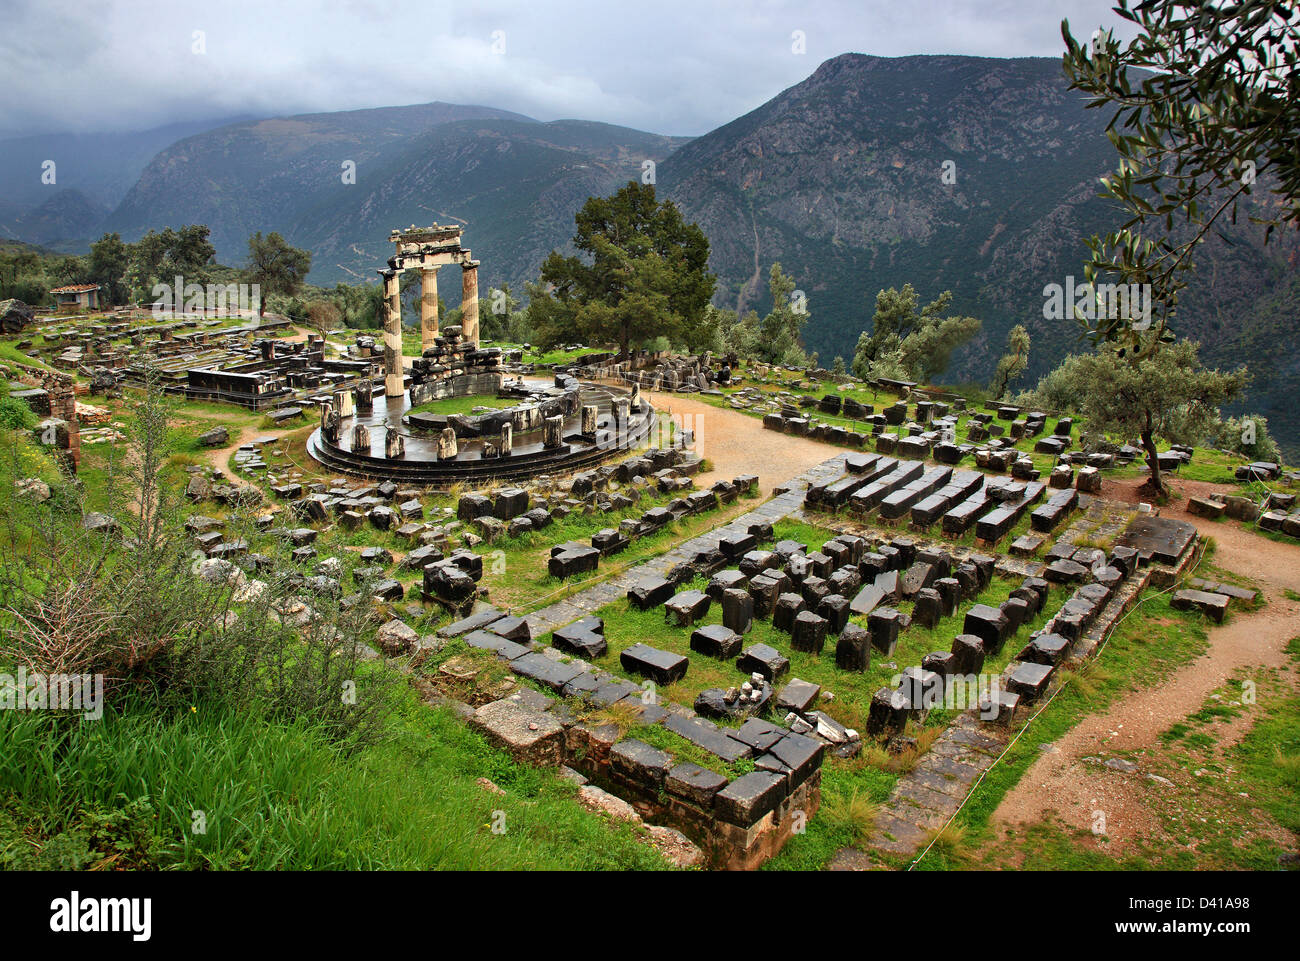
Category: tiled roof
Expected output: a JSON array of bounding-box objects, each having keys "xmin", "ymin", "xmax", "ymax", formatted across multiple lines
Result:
[{"xmin": 49, "ymin": 283, "xmax": 101, "ymax": 293}]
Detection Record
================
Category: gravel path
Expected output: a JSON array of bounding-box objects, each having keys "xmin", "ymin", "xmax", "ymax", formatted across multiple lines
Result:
[{"xmin": 644, "ymin": 391, "xmax": 835, "ymax": 498}]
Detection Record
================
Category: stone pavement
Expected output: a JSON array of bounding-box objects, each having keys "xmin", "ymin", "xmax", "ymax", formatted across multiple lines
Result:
[
  {"xmin": 867, "ymin": 715, "xmax": 1006, "ymax": 862},
  {"xmin": 522, "ymin": 452, "xmax": 850, "ymax": 637}
]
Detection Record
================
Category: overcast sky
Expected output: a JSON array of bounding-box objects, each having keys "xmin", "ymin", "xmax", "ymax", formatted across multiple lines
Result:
[{"xmin": 0, "ymin": 0, "xmax": 1139, "ymax": 138}]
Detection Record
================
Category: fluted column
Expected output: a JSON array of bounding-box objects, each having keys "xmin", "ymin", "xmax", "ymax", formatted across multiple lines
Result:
[
  {"xmin": 461, "ymin": 261, "xmax": 479, "ymax": 347},
  {"xmin": 381, "ymin": 268, "xmax": 403, "ymax": 397},
  {"xmin": 420, "ymin": 266, "xmax": 439, "ymax": 352}
]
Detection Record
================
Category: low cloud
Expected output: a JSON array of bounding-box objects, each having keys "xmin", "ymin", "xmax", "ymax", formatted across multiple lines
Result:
[{"xmin": 0, "ymin": 0, "xmax": 1136, "ymax": 138}]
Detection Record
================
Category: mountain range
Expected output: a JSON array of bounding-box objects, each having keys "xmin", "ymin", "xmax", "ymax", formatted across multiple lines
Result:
[{"xmin": 2, "ymin": 53, "xmax": 1296, "ymax": 454}]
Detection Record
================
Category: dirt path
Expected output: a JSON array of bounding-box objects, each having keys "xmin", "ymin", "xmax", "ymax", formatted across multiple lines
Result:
[
  {"xmin": 203, "ymin": 424, "xmax": 290, "ymax": 473},
  {"xmin": 645, "ymin": 391, "xmax": 835, "ymax": 498},
  {"xmin": 989, "ymin": 511, "xmax": 1300, "ymax": 851}
]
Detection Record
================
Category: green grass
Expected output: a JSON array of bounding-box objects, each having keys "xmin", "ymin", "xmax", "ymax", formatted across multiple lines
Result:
[
  {"xmin": 486, "ymin": 486, "xmax": 762, "ymax": 611},
  {"xmin": 0, "ymin": 689, "xmax": 670, "ymax": 871},
  {"xmin": 406, "ymin": 393, "xmax": 518, "ymax": 418},
  {"xmin": 0, "ymin": 340, "xmax": 51, "ymax": 370}
]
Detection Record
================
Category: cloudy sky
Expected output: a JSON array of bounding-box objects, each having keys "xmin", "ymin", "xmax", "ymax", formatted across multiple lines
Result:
[{"xmin": 0, "ymin": 0, "xmax": 1138, "ymax": 138}]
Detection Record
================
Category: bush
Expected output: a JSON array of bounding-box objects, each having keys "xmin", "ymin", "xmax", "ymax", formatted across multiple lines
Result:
[
  {"xmin": 0, "ymin": 396, "xmax": 36, "ymax": 431},
  {"xmin": 1213, "ymin": 412, "xmax": 1281, "ymax": 463},
  {"xmin": 0, "ymin": 377, "xmax": 396, "ymax": 746}
]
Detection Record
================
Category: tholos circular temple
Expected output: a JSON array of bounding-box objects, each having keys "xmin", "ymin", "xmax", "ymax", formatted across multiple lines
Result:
[{"xmin": 307, "ymin": 224, "xmax": 654, "ymax": 484}]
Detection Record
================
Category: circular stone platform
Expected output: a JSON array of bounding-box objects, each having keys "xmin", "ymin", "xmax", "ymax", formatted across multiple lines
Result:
[{"xmin": 306, "ymin": 377, "xmax": 656, "ymax": 485}]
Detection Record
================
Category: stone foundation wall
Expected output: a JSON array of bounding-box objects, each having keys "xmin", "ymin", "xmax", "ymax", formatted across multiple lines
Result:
[{"xmin": 408, "ymin": 371, "xmax": 503, "ymax": 408}]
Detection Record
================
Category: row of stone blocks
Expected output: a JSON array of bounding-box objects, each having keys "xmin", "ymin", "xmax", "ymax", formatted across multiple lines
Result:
[
  {"xmin": 865, "ymin": 540, "xmax": 1142, "ymax": 738},
  {"xmin": 439, "ymin": 606, "xmax": 824, "ymax": 867},
  {"xmin": 547, "ymin": 475, "xmax": 759, "ymax": 580},
  {"xmin": 807, "ymin": 451, "xmax": 1070, "ymax": 545}
]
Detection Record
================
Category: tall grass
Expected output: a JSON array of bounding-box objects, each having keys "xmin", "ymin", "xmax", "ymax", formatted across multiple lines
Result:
[{"xmin": 0, "ymin": 693, "xmax": 668, "ymax": 871}]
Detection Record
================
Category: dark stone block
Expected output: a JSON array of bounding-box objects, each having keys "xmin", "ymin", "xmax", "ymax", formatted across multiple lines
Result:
[
  {"xmin": 774, "ymin": 677, "xmax": 821, "ymax": 713},
  {"xmin": 591, "ymin": 527, "xmax": 629, "ymax": 556},
  {"xmin": 899, "ymin": 666, "xmax": 943, "ymax": 710},
  {"xmin": 963, "ymin": 604, "xmax": 1010, "ymax": 655},
  {"xmin": 610, "ymin": 738, "xmax": 672, "ymax": 790},
  {"xmin": 627, "ymin": 576, "xmax": 675, "ymax": 611},
  {"xmin": 664, "ymin": 589, "xmax": 711, "ymax": 627},
  {"xmin": 1045, "ymin": 558, "xmax": 1089, "ymax": 584},
  {"xmin": 736, "ymin": 644, "xmax": 790, "ymax": 681},
  {"xmin": 492, "ymin": 487, "xmax": 530, "ymax": 520},
  {"xmin": 1006, "ymin": 662, "xmax": 1054, "ymax": 702},
  {"xmin": 691, "ymin": 623, "xmax": 743, "ymax": 659},
  {"xmin": 620, "ymin": 643, "xmax": 689, "ymax": 685},
  {"xmin": 1018, "ymin": 631, "xmax": 1071, "ymax": 666},
  {"xmin": 768, "ymin": 731, "xmax": 825, "ymax": 789},
  {"xmin": 510, "ymin": 651, "xmax": 585, "ymax": 693},
  {"xmin": 922, "ymin": 650, "xmax": 956, "ymax": 678},
  {"xmin": 816, "ymin": 593, "xmax": 851, "ymax": 634},
  {"xmin": 850, "ymin": 581, "xmax": 884, "ymax": 618},
  {"xmin": 715, "ymin": 771, "xmax": 788, "ymax": 827},
  {"xmin": 739, "ymin": 549, "xmax": 779, "ymax": 578},
  {"xmin": 747, "ymin": 573, "xmax": 781, "ymax": 618},
  {"xmin": 548, "ymin": 545, "xmax": 600, "ymax": 579},
  {"xmin": 718, "ymin": 531, "xmax": 758, "ymax": 561},
  {"xmin": 721, "ymin": 587, "xmax": 755, "ymax": 635},
  {"xmin": 800, "ymin": 574, "xmax": 830, "ymax": 608},
  {"xmin": 868, "ymin": 607, "xmax": 902, "ymax": 656},
  {"xmin": 912, "ymin": 588, "xmax": 944, "ymax": 629},
  {"xmin": 706, "ymin": 569, "xmax": 749, "ymax": 602},
  {"xmin": 665, "ymin": 714, "xmax": 752, "ymax": 764},
  {"xmin": 791, "ymin": 610, "xmax": 828, "ymax": 654},
  {"xmin": 827, "ymin": 565, "xmax": 862, "ymax": 598},
  {"xmin": 730, "ymin": 718, "xmax": 786, "ymax": 753},
  {"xmin": 867, "ymin": 687, "xmax": 911, "ymax": 737},
  {"xmin": 666, "ymin": 762, "xmax": 728, "ymax": 808},
  {"xmin": 835, "ymin": 622, "xmax": 871, "ymax": 672},
  {"xmin": 551, "ymin": 620, "xmax": 607, "ymax": 659},
  {"xmin": 772, "ymin": 592, "xmax": 806, "ymax": 632}
]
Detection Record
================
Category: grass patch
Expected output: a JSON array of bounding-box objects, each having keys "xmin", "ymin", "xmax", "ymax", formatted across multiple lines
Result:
[{"xmin": 0, "ymin": 688, "xmax": 669, "ymax": 871}]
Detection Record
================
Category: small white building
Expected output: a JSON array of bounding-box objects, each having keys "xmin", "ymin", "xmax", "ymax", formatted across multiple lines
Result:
[{"xmin": 50, "ymin": 283, "xmax": 101, "ymax": 313}]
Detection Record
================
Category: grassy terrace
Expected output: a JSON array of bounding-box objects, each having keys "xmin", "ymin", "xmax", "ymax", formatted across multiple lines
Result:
[
  {"xmin": 692, "ymin": 370, "xmax": 1287, "ymax": 489},
  {"xmin": 497, "ymin": 516, "xmax": 1069, "ymax": 845},
  {"xmin": 198, "ymin": 411, "xmax": 763, "ymax": 618}
]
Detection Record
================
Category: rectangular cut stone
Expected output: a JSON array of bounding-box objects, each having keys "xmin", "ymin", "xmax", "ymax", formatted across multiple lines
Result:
[
  {"xmin": 736, "ymin": 644, "xmax": 790, "ymax": 681},
  {"xmin": 691, "ymin": 623, "xmax": 743, "ymax": 659},
  {"xmin": 666, "ymin": 762, "xmax": 728, "ymax": 808},
  {"xmin": 714, "ymin": 771, "xmax": 788, "ymax": 827},
  {"xmin": 665, "ymin": 714, "xmax": 752, "ymax": 763},
  {"xmin": 664, "ymin": 589, "xmax": 711, "ymax": 627},
  {"xmin": 1006, "ymin": 662, "xmax": 1054, "ymax": 702},
  {"xmin": 620, "ymin": 643, "xmax": 689, "ymax": 685},
  {"xmin": 471, "ymin": 699, "xmax": 564, "ymax": 765},
  {"xmin": 628, "ymin": 576, "xmax": 675, "ymax": 610},
  {"xmin": 610, "ymin": 738, "xmax": 672, "ymax": 790}
]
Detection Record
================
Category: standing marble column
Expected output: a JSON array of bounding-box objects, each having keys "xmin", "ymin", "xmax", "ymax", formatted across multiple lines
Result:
[
  {"xmin": 420, "ymin": 266, "xmax": 439, "ymax": 352},
  {"xmin": 461, "ymin": 261, "xmax": 479, "ymax": 347},
  {"xmin": 381, "ymin": 268, "xmax": 403, "ymax": 397}
]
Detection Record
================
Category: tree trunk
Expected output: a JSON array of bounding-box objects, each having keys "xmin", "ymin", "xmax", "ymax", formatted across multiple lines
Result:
[{"xmin": 1141, "ymin": 426, "xmax": 1163, "ymax": 496}]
